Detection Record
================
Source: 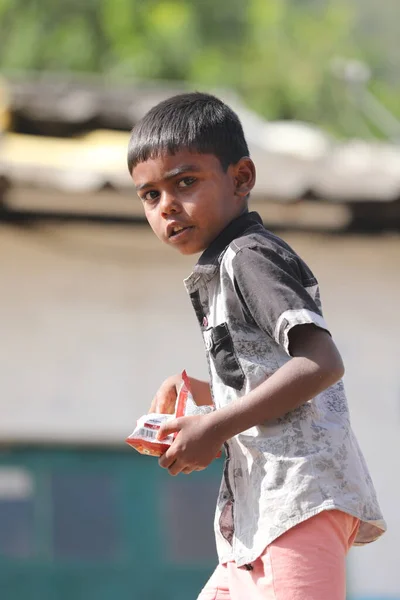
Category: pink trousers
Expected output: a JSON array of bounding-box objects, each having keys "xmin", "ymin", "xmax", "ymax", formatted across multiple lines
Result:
[{"xmin": 197, "ymin": 510, "xmax": 360, "ymax": 600}]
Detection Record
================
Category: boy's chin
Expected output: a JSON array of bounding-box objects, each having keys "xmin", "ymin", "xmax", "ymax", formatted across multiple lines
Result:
[
  {"xmin": 166, "ymin": 239, "xmax": 206, "ymax": 256},
  {"xmin": 174, "ymin": 244, "xmax": 204, "ymax": 256},
  {"xmin": 159, "ymin": 230, "xmax": 207, "ymax": 255}
]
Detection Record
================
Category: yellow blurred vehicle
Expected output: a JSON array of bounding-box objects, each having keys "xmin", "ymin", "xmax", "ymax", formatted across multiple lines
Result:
[
  {"xmin": 0, "ymin": 77, "xmax": 11, "ymax": 204},
  {"xmin": 0, "ymin": 77, "xmax": 11, "ymax": 134}
]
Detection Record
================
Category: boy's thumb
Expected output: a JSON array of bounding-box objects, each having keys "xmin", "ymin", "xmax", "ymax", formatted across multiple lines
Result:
[{"xmin": 157, "ymin": 419, "xmax": 180, "ymax": 440}]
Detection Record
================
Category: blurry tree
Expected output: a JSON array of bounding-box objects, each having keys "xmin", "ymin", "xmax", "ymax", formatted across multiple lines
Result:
[
  {"xmin": 239, "ymin": 0, "xmax": 357, "ymax": 125},
  {"xmin": 0, "ymin": 0, "xmax": 398, "ymax": 134},
  {"xmin": 351, "ymin": 0, "xmax": 400, "ymax": 123}
]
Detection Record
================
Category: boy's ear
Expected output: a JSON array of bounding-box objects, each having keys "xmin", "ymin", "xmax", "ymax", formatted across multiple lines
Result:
[{"xmin": 232, "ymin": 157, "xmax": 256, "ymax": 198}]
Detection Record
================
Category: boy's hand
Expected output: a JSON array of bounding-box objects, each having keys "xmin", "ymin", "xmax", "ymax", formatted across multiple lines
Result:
[
  {"xmin": 150, "ymin": 374, "xmax": 213, "ymax": 414},
  {"xmin": 149, "ymin": 373, "xmax": 182, "ymax": 414},
  {"xmin": 157, "ymin": 414, "xmax": 222, "ymax": 476}
]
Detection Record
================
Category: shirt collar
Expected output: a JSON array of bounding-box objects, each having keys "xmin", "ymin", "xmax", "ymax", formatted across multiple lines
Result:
[{"xmin": 194, "ymin": 210, "xmax": 263, "ymax": 271}]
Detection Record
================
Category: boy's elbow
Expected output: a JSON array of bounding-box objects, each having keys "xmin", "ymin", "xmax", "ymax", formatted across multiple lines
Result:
[
  {"xmin": 332, "ymin": 359, "xmax": 345, "ymax": 383},
  {"xmin": 315, "ymin": 330, "xmax": 345, "ymax": 385},
  {"xmin": 321, "ymin": 353, "xmax": 345, "ymax": 387},
  {"xmin": 290, "ymin": 324, "xmax": 345, "ymax": 386}
]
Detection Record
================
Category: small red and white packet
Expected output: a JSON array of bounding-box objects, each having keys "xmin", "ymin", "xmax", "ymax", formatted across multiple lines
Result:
[{"xmin": 126, "ymin": 370, "xmax": 215, "ymax": 457}]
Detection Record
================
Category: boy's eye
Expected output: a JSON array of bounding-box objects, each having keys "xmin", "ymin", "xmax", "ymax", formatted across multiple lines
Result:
[
  {"xmin": 177, "ymin": 176, "xmax": 196, "ymax": 188},
  {"xmin": 142, "ymin": 190, "xmax": 160, "ymax": 203}
]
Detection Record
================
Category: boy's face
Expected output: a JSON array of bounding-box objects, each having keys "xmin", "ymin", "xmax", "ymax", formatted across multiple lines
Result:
[{"xmin": 131, "ymin": 150, "xmax": 255, "ymax": 255}]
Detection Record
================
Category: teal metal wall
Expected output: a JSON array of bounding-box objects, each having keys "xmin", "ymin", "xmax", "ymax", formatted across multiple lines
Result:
[
  {"xmin": 1, "ymin": 447, "xmax": 396, "ymax": 600},
  {"xmin": 0, "ymin": 447, "xmax": 222, "ymax": 600}
]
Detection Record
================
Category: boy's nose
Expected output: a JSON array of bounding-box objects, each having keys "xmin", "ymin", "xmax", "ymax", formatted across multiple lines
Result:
[{"xmin": 160, "ymin": 191, "xmax": 180, "ymax": 215}]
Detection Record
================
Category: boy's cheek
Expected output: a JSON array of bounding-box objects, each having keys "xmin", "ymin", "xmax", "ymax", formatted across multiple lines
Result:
[{"xmin": 146, "ymin": 216, "xmax": 163, "ymax": 240}]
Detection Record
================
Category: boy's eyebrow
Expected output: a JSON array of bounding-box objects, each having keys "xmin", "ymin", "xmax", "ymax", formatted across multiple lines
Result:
[{"xmin": 135, "ymin": 164, "xmax": 202, "ymax": 191}]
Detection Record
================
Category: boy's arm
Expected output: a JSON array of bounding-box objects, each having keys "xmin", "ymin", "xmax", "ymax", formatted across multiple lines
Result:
[
  {"xmin": 158, "ymin": 323, "xmax": 344, "ymax": 474},
  {"xmin": 206, "ymin": 323, "xmax": 343, "ymax": 440}
]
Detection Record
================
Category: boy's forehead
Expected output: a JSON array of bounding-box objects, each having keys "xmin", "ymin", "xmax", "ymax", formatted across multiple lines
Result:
[{"xmin": 131, "ymin": 150, "xmax": 222, "ymax": 184}]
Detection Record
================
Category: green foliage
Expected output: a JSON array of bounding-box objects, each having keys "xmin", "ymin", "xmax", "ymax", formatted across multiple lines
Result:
[{"xmin": 0, "ymin": 0, "xmax": 398, "ymax": 135}]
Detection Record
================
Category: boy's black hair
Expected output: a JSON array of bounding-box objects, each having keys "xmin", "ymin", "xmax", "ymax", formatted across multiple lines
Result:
[{"xmin": 127, "ymin": 92, "xmax": 249, "ymax": 173}]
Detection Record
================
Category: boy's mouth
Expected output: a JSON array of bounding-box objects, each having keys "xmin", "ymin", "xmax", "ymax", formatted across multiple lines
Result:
[{"xmin": 168, "ymin": 224, "xmax": 194, "ymax": 239}]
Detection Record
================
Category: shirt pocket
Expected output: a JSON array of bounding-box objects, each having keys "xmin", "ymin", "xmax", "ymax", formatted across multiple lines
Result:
[{"xmin": 209, "ymin": 323, "xmax": 245, "ymax": 391}]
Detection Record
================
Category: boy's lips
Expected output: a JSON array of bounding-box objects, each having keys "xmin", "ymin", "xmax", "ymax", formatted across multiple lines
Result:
[
  {"xmin": 166, "ymin": 222, "xmax": 194, "ymax": 240},
  {"xmin": 168, "ymin": 226, "xmax": 195, "ymax": 244}
]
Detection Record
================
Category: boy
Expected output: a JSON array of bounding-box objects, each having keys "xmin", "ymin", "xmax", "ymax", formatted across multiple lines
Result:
[{"xmin": 128, "ymin": 92, "xmax": 385, "ymax": 600}]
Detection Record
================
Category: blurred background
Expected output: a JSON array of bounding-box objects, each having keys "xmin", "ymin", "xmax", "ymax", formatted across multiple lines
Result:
[{"xmin": 0, "ymin": 1, "xmax": 399, "ymax": 599}]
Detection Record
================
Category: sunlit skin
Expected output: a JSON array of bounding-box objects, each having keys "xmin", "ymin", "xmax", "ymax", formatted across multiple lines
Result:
[{"xmin": 131, "ymin": 150, "xmax": 256, "ymax": 255}]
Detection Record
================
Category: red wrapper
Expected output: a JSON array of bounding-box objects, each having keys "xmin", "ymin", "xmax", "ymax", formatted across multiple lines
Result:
[
  {"xmin": 125, "ymin": 413, "xmax": 174, "ymax": 456},
  {"xmin": 126, "ymin": 370, "xmax": 215, "ymax": 457}
]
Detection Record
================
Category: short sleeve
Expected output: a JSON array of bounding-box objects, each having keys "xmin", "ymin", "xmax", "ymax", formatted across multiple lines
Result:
[{"xmin": 232, "ymin": 244, "xmax": 330, "ymax": 355}]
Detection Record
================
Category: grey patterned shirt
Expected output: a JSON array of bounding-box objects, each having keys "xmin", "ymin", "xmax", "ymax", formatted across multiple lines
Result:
[{"xmin": 184, "ymin": 211, "xmax": 386, "ymax": 567}]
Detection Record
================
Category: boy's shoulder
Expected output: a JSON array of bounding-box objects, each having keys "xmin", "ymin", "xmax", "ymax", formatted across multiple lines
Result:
[
  {"xmin": 227, "ymin": 220, "xmax": 300, "ymax": 264},
  {"xmin": 196, "ymin": 212, "xmax": 311, "ymax": 281},
  {"xmin": 220, "ymin": 215, "xmax": 317, "ymax": 287}
]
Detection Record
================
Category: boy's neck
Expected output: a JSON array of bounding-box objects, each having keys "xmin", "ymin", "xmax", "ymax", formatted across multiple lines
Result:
[{"xmin": 196, "ymin": 208, "xmax": 261, "ymax": 268}]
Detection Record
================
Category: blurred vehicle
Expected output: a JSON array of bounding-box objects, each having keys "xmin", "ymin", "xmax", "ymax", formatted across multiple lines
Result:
[
  {"xmin": 0, "ymin": 77, "xmax": 11, "ymax": 134},
  {"xmin": 0, "ymin": 77, "xmax": 11, "ymax": 205}
]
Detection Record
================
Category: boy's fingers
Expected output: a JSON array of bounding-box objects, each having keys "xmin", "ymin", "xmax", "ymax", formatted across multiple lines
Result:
[
  {"xmin": 157, "ymin": 418, "xmax": 181, "ymax": 440},
  {"xmin": 151, "ymin": 392, "xmax": 176, "ymax": 415},
  {"xmin": 158, "ymin": 448, "xmax": 176, "ymax": 469},
  {"xmin": 168, "ymin": 461, "xmax": 182, "ymax": 476},
  {"xmin": 150, "ymin": 394, "xmax": 167, "ymax": 413}
]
